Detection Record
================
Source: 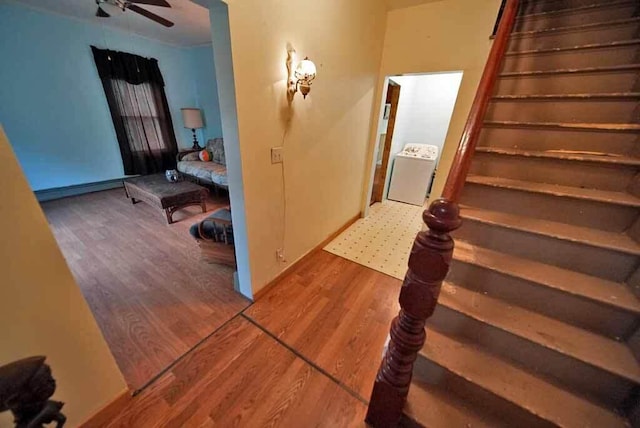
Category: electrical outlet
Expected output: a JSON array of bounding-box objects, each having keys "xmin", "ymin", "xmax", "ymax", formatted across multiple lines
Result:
[
  {"xmin": 276, "ymin": 248, "xmax": 286, "ymax": 262},
  {"xmin": 271, "ymin": 146, "xmax": 284, "ymax": 164}
]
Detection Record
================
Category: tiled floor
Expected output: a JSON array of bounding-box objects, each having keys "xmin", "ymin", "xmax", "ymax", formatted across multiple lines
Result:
[{"xmin": 324, "ymin": 200, "xmax": 423, "ymax": 280}]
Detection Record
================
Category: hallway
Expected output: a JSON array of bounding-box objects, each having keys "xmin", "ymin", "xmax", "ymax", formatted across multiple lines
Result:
[
  {"xmin": 92, "ymin": 251, "xmax": 401, "ymax": 427},
  {"xmin": 325, "ymin": 200, "xmax": 423, "ymax": 280}
]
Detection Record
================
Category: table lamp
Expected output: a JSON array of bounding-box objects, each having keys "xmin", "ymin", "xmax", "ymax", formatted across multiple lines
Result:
[{"xmin": 181, "ymin": 108, "xmax": 204, "ymax": 149}]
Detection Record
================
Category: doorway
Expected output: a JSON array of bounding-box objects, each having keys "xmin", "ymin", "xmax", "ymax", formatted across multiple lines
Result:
[
  {"xmin": 0, "ymin": 0, "xmax": 252, "ymax": 394},
  {"xmin": 367, "ymin": 71, "xmax": 464, "ymax": 209},
  {"xmin": 328, "ymin": 71, "xmax": 464, "ymax": 279}
]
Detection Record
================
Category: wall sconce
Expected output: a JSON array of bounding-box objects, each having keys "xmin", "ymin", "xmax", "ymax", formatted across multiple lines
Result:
[{"xmin": 287, "ymin": 54, "xmax": 317, "ymax": 99}]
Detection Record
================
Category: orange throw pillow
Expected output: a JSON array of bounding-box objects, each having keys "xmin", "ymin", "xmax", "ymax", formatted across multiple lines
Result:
[{"xmin": 199, "ymin": 149, "xmax": 211, "ymax": 162}]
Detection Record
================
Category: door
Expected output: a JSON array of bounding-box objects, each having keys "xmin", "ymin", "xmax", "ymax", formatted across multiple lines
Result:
[{"xmin": 371, "ymin": 81, "xmax": 401, "ymax": 205}]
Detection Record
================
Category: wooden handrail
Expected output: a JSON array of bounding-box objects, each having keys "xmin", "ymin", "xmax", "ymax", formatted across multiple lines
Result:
[
  {"xmin": 443, "ymin": 0, "xmax": 520, "ymax": 202},
  {"xmin": 365, "ymin": 1, "xmax": 520, "ymax": 427}
]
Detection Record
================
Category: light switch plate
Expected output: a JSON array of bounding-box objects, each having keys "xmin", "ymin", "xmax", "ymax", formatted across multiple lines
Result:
[{"xmin": 271, "ymin": 146, "xmax": 284, "ymax": 164}]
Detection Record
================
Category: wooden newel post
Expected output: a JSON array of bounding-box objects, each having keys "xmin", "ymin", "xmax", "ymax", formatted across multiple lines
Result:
[
  {"xmin": 366, "ymin": 198, "xmax": 461, "ymax": 427},
  {"xmin": 366, "ymin": 1, "xmax": 518, "ymax": 425}
]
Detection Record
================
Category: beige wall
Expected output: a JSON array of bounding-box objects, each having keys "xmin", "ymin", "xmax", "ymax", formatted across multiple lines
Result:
[
  {"xmin": 0, "ymin": 128, "xmax": 126, "ymax": 426},
  {"xmin": 225, "ymin": 0, "xmax": 388, "ymax": 293},
  {"xmin": 363, "ymin": 0, "xmax": 503, "ymax": 210}
]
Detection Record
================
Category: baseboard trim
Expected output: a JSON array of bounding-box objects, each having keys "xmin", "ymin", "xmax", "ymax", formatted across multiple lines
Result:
[
  {"xmin": 35, "ymin": 178, "xmax": 126, "ymax": 202},
  {"xmin": 253, "ymin": 213, "xmax": 361, "ymax": 301},
  {"xmin": 79, "ymin": 388, "xmax": 132, "ymax": 428}
]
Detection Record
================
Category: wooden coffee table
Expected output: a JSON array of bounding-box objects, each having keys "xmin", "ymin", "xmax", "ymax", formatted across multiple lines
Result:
[{"xmin": 124, "ymin": 174, "xmax": 208, "ymax": 224}]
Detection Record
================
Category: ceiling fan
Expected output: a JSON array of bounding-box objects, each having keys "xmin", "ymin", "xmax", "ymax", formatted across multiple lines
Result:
[{"xmin": 95, "ymin": 0, "xmax": 174, "ymax": 28}]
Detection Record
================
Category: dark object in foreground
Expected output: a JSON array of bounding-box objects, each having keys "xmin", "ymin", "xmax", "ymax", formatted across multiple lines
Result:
[{"xmin": 0, "ymin": 356, "xmax": 66, "ymax": 427}]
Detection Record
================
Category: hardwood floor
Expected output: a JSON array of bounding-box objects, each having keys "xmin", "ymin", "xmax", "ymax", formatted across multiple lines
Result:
[
  {"xmin": 42, "ymin": 188, "xmax": 250, "ymax": 391},
  {"xmin": 97, "ymin": 316, "xmax": 368, "ymax": 428},
  {"xmin": 84, "ymin": 250, "xmax": 401, "ymax": 426},
  {"xmin": 244, "ymin": 250, "xmax": 401, "ymax": 401}
]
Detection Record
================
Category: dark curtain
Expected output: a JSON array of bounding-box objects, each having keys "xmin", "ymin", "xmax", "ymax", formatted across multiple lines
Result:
[{"xmin": 91, "ymin": 46, "xmax": 178, "ymax": 175}]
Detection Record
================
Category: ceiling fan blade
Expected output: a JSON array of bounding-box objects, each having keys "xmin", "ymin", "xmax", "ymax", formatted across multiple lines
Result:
[
  {"xmin": 128, "ymin": 0, "xmax": 171, "ymax": 7},
  {"xmin": 127, "ymin": 4, "xmax": 174, "ymax": 27},
  {"xmin": 96, "ymin": 5, "xmax": 111, "ymax": 17}
]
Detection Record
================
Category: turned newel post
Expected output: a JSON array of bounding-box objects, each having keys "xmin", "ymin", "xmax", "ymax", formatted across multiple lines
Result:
[
  {"xmin": 365, "ymin": 2, "xmax": 519, "ymax": 424},
  {"xmin": 366, "ymin": 198, "xmax": 461, "ymax": 427}
]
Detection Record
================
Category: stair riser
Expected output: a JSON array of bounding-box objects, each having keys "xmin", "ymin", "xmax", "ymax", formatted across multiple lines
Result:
[
  {"xmin": 470, "ymin": 152, "xmax": 637, "ymax": 192},
  {"xmin": 495, "ymin": 69, "xmax": 640, "ymax": 95},
  {"xmin": 632, "ymin": 404, "xmax": 640, "ymax": 428},
  {"xmin": 486, "ymin": 98, "xmax": 640, "ymax": 124},
  {"xmin": 629, "ymin": 265, "xmax": 640, "ymax": 301},
  {"xmin": 429, "ymin": 304, "xmax": 636, "ymax": 409},
  {"xmin": 520, "ymin": 0, "xmax": 622, "ymax": 15},
  {"xmin": 508, "ymin": 20, "xmax": 640, "ymax": 51},
  {"xmin": 514, "ymin": 4, "xmax": 638, "ymax": 33},
  {"xmin": 413, "ymin": 356, "xmax": 554, "ymax": 428},
  {"xmin": 630, "ymin": 327, "xmax": 640, "ymax": 360},
  {"xmin": 479, "ymin": 127, "xmax": 640, "ymax": 156},
  {"xmin": 448, "ymin": 259, "xmax": 638, "ymax": 338},
  {"xmin": 453, "ymin": 218, "xmax": 637, "ymax": 282},
  {"xmin": 502, "ymin": 44, "xmax": 640, "ymax": 73},
  {"xmin": 460, "ymin": 183, "xmax": 637, "ymax": 232}
]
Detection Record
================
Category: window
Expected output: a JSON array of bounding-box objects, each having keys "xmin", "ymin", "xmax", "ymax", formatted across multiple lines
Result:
[{"xmin": 92, "ymin": 46, "xmax": 178, "ymax": 175}]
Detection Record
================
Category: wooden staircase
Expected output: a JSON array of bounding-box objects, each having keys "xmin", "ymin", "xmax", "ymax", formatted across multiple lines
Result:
[{"xmin": 367, "ymin": 0, "xmax": 640, "ymax": 426}]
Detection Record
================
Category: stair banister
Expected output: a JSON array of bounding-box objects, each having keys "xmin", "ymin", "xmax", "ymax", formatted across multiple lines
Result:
[
  {"xmin": 443, "ymin": 0, "xmax": 519, "ymax": 201},
  {"xmin": 365, "ymin": 1, "xmax": 520, "ymax": 426}
]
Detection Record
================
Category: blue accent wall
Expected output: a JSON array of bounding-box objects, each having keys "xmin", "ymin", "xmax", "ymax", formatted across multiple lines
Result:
[
  {"xmin": 0, "ymin": 2, "xmax": 221, "ymax": 191},
  {"xmin": 189, "ymin": 45, "xmax": 223, "ymax": 142}
]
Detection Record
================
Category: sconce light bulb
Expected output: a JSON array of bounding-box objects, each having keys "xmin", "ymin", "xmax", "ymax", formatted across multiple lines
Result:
[
  {"xmin": 288, "ymin": 55, "xmax": 316, "ymax": 100},
  {"xmin": 295, "ymin": 57, "xmax": 317, "ymax": 82}
]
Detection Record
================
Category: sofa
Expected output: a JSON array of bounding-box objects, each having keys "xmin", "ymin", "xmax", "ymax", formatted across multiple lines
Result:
[{"xmin": 176, "ymin": 138, "xmax": 228, "ymax": 189}]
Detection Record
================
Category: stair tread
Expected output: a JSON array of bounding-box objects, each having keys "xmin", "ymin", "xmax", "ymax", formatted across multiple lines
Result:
[
  {"xmin": 510, "ymin": 16, "xmax": 640, "ymax": 38},
  {"xmin": 467, "ymin": 174, "xmax": 640, "ymax": 207},
  {"xmin": 454, "ymin": 239, "xmax": 640, "ymax": 314},
  {"xmin": 406, "ymin": 375, "xmax": 503, "ymax": 428},
  {"xmin": 420, "ymin": 328, "xmax": 630, "ymax": 427},
  {"xmin": 484, "ymin": 120, "xmax": 640, "ymax": 132},
  {"xmin": 517, "ymin": 0, "xmax": 635, "ymax": 19},
  {"xmin": 493, "ymin": 92, "xmax": 640, "ymax": 100},
  {"xmin": 506, "ymin": 38, "xmax": 640, "ymax": 55},
  {"xmin": 475, "ymin": 146, "xmax": 640, "ymax": 166},
  {"xmin": 461, "ymin": 205, "xmax": 640, "ymax": 256},
  {"xmin": 438, "ymin": 281, "xmax": 640, "ymax": 384},
  {"xmin": 500, "ymin": 63, "xmax": 640, "ymax": 77}
]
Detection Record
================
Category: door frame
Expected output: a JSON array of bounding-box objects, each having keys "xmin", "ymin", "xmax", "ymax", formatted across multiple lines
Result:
[{"xmin": 370, "ymin": 81, "xmax": 401, "ymax": 204}]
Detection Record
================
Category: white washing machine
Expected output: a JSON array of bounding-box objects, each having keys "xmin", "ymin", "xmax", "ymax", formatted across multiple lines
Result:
[{"xmin": 387, "ymin": 144, "xmax": 439, "ymax": 206}]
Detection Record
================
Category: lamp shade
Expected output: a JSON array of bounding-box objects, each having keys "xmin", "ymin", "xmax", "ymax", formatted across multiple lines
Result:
[{"xmin": 181, "ymin": 108, "xmax": 203, "ymax": 129}]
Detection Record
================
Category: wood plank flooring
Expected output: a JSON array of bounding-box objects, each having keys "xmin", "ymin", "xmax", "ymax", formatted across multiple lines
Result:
[
  {"xmin": 244, "ymin": 250, "xmax": 402, "ymax": 401},
  {"xmin": 83, "ymin": 250, "xmax": 402, "ymax": 426},
  {"xmin": 42, "ymin": 188, "xmax": 250, "ymax": 391},
  {"xmin": 96, "ymin": 316, "xmax": 368, "ymax": 428}
]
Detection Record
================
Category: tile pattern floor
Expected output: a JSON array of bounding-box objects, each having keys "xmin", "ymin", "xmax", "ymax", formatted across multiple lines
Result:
[{"xmin": 324, "ymin": 200, "xmax": 424, "ymax": 280}]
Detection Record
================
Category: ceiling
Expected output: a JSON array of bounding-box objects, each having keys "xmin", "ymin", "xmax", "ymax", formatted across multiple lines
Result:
[
  {"xmin": 14, "ymin": 0, "xmax": 212, "ymax": 46},
  {"xmin": 14, "ymin": 0, "xmax": 448, "ymax": 46},
  {"xmin": 385, "ymin": 0, "xmax": 444, "ymax": 11}
]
